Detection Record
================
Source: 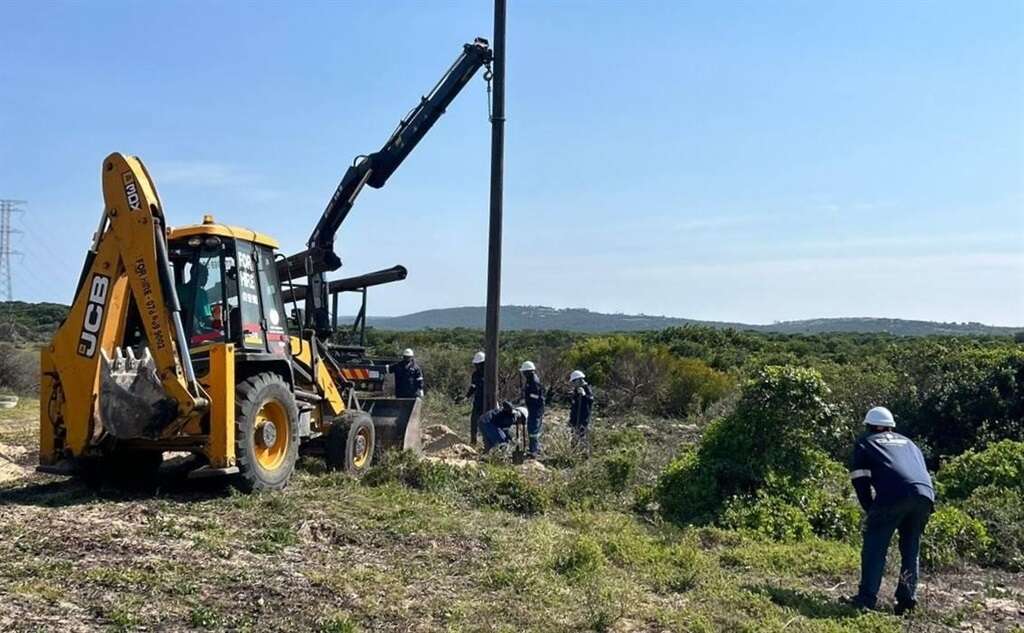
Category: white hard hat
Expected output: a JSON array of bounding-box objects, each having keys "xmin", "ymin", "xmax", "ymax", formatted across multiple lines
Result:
[
  {"xmin": 472, "ymin": 351, "xmax": 486, "ymax": 364},
  {"xmin": 520, "ymin": 360, "xmax": 536, "ymax": 372},
  {"xmin": 514, "ymin": 406, "xmax": 529, "ymax": 420},
  {"xmin": 569, "ymin": 370, "xmax": 586, "ymax": 382},
  {"xmin": 864, "ymin": 406, "xmax": 896, "ymax": 428},
  {"xmin": 402, "ymin": 348, "xmax": 414, "ymax": 357}
]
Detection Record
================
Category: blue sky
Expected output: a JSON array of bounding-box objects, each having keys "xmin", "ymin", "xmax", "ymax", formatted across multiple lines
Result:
[{"xmin": 1, "ymin": 1, "xmax": 1021, "ymax": 325}]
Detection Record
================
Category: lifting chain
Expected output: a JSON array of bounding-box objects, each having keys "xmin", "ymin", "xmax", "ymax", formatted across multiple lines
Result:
[{"xmin": 483, "ymin": 62, "xmax": 494, "ymax": 123}]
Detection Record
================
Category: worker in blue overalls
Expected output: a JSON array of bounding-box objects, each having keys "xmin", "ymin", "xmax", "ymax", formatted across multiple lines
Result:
[
  {"xmin": 465, "ymin": 352, "xmax": 487, "ymax": 446},
  {"xmin": 568, "ymin": 370, "xmax": 594, "ymax": 451},
  {"xmin": 845, "ymin": 406, "xmax": 935, "ymax": 615},
  {"xmin": 519, "ymin": 361, "xmax": 545, "ymax": 458},
  {"xmin": 388, "ymin": 348, "xmax": 424, "ymax": 398},
  {"xmin": 478, "ymin": 401, "xmax": 528, "ymax": 453}
]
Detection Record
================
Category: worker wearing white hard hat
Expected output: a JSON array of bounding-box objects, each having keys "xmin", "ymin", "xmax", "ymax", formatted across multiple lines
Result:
[
  {"xmin": 568, "ymin": 370, "xmax": 594, "ymax": 450},
  {"xmin": 387, "ymin": 348, "xmax": 423, "ymax": 398},
  {"xmin": 519, "ymin": 360, "xmax": 545, "ymax": 457},
  {"xmin": 845, "ymin": 406, "xmax": 934, "ymax": 614},
  {"xmin": 466, "ymin": 352, "xmax": 486, "ymax": 446}
]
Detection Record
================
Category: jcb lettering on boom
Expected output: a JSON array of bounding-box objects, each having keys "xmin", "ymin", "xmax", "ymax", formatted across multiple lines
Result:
[
  {"xmin": 77, "ymin": 274, "xmax": 110, "ymax": 357},
  {"xmin": 122, "ymin": 171, "xmax": 141, "ymax": 210}
]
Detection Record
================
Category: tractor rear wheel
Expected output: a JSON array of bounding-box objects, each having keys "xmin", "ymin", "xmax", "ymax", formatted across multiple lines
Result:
[
  {"xmin": 325, "ymin": 410, "xmax": 375, "ymax": 476},
  {"xmin": 234, "ymin": 373, "xmax": 299, "ymax": 492}
]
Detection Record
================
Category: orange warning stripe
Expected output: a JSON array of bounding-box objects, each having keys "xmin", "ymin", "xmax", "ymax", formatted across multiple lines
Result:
[{"xmin": 340, "ymin": 368, "xmax": 373, "ymax": 380}]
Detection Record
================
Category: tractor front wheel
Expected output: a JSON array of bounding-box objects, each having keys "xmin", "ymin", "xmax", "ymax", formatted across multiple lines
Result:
[
  {"xmin": 325, "ymin": 410, "xmax": 375, "ymax": 476},
  {"xmin": 234, "ymin": 373, "xmax": 299, "ymax": 492}
]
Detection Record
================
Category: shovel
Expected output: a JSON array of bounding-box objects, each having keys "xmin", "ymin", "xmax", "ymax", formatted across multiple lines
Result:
[{"xmin": 99, "ymin": 347, "xmax": 178, "ymax": 440}]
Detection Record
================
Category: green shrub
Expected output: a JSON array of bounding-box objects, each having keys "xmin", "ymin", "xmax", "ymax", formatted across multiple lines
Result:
[
  {"xmin": 921, "ymin": 505, "xmax": 991, "ymax": 569},
  {"xmin": 566, "ymin": 335, "xmax": 733, "ymax": 416},
  {"xmin": 655, "ymin": 448, "xmax": 719, "ymax": 525},
  {"xmin": 963, "ymin": 485, "xmax": 1024, "ymax": 571},
  {"xmin": 556, "ymin": 430, "xmax": 645, "ymax": 508},
  {"xmin": 473, "ymin": 466, "xmax": 549, "ymax": 515},
  {"xmin": 892, "ymin": 346, "xmax": 1024, "ymax": 461},
  {"xmin": 936, "ymin": 439, "xmax": 1024, "ymax": 501},
  {"xmin": 362, "ymin": 450, "xmax": 463, "ymax": 495},
  {"xmin": 656, "ymin": 365, "xmax": 847, "ymax": 534},
  {"xmin": 720, "ymin": 492, "xmax": 814, "ymax": 542},
  {"xmin": 553, "ymin": 536, "xmax": 606, "ymax": 581}
]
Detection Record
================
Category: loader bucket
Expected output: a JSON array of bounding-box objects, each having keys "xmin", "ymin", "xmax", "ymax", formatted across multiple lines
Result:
[
  {"xmin": 362, "ymin": 397, "xmax": 422, "ymax": 454},
  {"xmin": 99, "ymin": 347, "xmax": 177, "ymax": 440}
]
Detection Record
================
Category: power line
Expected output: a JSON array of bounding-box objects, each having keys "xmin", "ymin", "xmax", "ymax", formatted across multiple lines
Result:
[{"xmin": 0, "ymin": 200, "xmax": 26, "ymax": 302}]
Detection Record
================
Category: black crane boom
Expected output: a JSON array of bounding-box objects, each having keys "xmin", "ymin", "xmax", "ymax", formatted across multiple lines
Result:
[{"xmin": 281, "ymin": 37, "xmax": 492, "ymax": 286}]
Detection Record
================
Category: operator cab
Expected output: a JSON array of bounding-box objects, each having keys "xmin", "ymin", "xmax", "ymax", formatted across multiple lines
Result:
[{"xmin": 167, "ymin": 215, "xmax": 289, "ymax": 356}]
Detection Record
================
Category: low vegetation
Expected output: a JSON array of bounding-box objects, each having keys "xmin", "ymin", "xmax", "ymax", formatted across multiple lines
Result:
[{"xmin": 0, "ymin": 318, "xmax": 1021, "ymax": 630}]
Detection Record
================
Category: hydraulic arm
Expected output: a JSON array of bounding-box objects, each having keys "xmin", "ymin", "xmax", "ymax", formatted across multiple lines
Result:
[
  {"xmin": 40, "ymin": 154, "xmax": 208, "ymax": 463},
  {"xmin": 280, "ymin": 37, "xmax": 492, "ymax": 335}
]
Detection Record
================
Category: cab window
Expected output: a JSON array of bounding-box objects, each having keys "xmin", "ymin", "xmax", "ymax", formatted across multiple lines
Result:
[
  {"xmin": 173, "ymin": 244, "xmax": 226, "ymax": 347},
  {"xmin": 234, "ymin": 241, "xmax": 266, "ymax": 350},
  {"xmin": 257, "ymin": 245, "xmax": 288, "ymax": 355}
]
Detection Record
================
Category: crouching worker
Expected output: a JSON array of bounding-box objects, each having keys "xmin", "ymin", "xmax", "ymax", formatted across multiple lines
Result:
[
  {"xmin": 568, "ymin": 370, "xmax": 594, "ymax": 450},
  {"xmin": 845, "ymin": 406, "xmax": 935, "ymax": 615},
  {"xmin": 519, "ymin": 361, "xmax": 545, "ymax": 458},
  {"xmin": 479, "ymin": 401, "xmax": 528, "ymax": 453}
]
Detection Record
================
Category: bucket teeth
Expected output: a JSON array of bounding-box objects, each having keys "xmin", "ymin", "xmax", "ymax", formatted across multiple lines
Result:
[{"xmin": 99, "ymin": 346, "xmax": 176, "ymax": 439}]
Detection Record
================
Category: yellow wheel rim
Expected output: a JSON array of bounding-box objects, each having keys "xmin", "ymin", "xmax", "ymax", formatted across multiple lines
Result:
[
  {"xmin": 352, "ymin": 426, "xmax": 371, "ymax": 469},
  {"xmin": 253, "ymin": 400, "xmax": 289, "ymax": 471}
]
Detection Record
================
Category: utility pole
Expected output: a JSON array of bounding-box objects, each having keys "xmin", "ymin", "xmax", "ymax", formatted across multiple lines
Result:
[
  {"xmin": 483, "ymin": 0, "xmax": 506, "ymax": 411},
  {"xmin": 0, "ymin": 200, "xmax": 25, "ymax": 302}
]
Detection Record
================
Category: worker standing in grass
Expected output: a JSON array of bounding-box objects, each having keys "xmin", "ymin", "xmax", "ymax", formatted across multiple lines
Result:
[
  {"xmin": 568, "ymin": 370, "xmax": 595, "ymax": 450},
  {"xmin": 845, "ymin": 406, "xmax": 935, "ymax": 615},
  {"xmin": 519, "ymin": 361, "xmax": 545, "ymax": 458},
  {"xmin": 478, "ymin": 401, "xmax": 528, "ymax": 453},
  {"xmin": 388, "ymin": 348, "xmax": 424, "ymax": 398},
  {"xmin": 466, "ymin": 351, "xmax": 486, "ymax": 446}
]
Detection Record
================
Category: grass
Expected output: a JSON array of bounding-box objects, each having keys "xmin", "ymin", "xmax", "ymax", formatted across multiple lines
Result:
[{"xmin": 0, "ymin": 406, "xmax": 1020, "ymax": 632}]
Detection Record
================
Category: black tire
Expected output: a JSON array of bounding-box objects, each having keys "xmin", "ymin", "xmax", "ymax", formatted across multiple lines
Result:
[
  {"xmin": 325, "ymin": 410, "xmax": 375, "ymax": 476},
  {"xmin": 234, "ymin": 373, "xmax": 300, "ymax": 492}
]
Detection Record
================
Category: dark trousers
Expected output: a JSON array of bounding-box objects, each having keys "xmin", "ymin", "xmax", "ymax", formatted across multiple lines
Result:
[
  {"xmin": 481, "ymin": 420, "xmax": 510, "ymax": 452},
  {"xmin": 857, "ymin": 494, "xmax": 933, "ymax": 608},
  {"xmin": 527, "ymin": 413, "xmax": 543, "ymax": 455},
  {"xmin": 470, "ymin": 406, "xmax": 483, "ymax": 445},
  {"xmin": 570, "ymin": 422, "xmax": 589, "ymax": 452}
]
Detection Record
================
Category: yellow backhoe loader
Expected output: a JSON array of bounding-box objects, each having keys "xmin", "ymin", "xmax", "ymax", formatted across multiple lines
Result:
[{"xmin": 38, "ymin": 38, "xmax": 492, "ymax": 490}]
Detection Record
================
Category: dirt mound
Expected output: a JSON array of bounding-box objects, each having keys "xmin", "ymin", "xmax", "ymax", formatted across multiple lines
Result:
[
  {"xmin": 0, "ymin": 441, "xmax": 28, "ymax": 483},
  {"xmin": 422, "ymin": 424, "xmax": 478, "ymax": 459}
]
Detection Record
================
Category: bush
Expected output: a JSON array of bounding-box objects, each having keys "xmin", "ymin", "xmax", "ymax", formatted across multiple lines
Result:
[
  {"xmin": 553, "ymin": 536, "xmax": 607, "ymax": 581},
  {"xmin": 473, "ymin": 466, "xmax": 549, "ymax": 515},
  {"xmin": 566, "ymin": 336, "xmax": 733, "ymax": 416},
  {"xmin": 655, "ymin": 448, "xmax": 719, "ymax": 525},
  {"xmin": 720, "ymin": 492, "xmax": 814, "ymax": 542},
  {"xmin": 935, "ymin": 439, "xmax": 1024, "ymax": 501},
  {"xmin": 921, "ymin": 505, "xmax": 991, "ymax": 569},
  {"xmin": 559, "ymin": 448, "xmax": 643, "ymax": 508},
  {"xmin": 362, "ymin": 450, "xmax": 464, "ymax": 494},
  {"xmin": 0, "ymin": 343, "xmax": 38, "ymax": 395},
  {"xmin": 891, "ymin": 345, "xmax": 1024, "ymax": 462},
  {"xmin": 365, "ymin": 452, "xmax": 549, "ymax": 515},
  {"xmin": 656, "ymin": 366, "xmax": 846, "ymax": 531},
  {"xmin": 963, "ymin": 485, "xmax": 1024, "ymax": 571}
]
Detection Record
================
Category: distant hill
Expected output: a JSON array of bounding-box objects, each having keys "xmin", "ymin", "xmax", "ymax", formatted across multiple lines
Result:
[
  {"xmin": 0, "ymin": 302, "xmax": 71, "ymax": 342},
  {"xmin": 367, "ymin": 305, "xmax": 1021, "ymax": 337},
  {"xmin": 2, "ymin": 302, "xmax": 1018, "ymax": 340}
]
